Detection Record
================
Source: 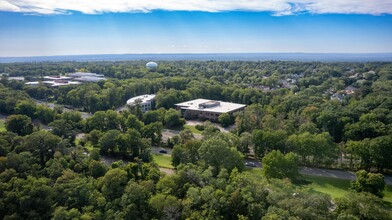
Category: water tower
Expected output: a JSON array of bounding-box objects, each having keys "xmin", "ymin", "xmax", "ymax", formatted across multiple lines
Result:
[{"xmin": 146, "ymin": 61, "xmax": 158, "ymax": 70}]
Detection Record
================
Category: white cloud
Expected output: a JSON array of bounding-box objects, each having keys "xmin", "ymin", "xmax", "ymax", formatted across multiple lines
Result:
[{"xmin": 0, "ymin": 0, "xmax": 391, "ymax": 15}]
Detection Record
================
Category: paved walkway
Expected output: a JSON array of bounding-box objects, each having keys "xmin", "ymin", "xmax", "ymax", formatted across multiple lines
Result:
[{"xmin": 33, "ymin": 99, "xmax": 92, "ymax": 119}]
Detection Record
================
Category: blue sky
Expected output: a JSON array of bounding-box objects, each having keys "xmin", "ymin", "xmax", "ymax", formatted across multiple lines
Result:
[{"xmin": 0, "ymin": 0, "xmax": 392, "ymax": 56}]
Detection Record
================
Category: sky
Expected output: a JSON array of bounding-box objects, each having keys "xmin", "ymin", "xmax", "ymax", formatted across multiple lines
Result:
[{"xmin": 0, "ymin": 0, "xmax": 392, "ymax": 57}]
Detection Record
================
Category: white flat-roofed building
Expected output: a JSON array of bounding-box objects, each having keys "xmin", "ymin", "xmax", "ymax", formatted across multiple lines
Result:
[
  {"xmin": 43, "ymin": 76, "xmax": 72, "ymax": 80},
  {"xmin": 126, "ymin": 94, "xmax": 156, "ymax": 113},
  {"xmin": 175, "ymin": 99, "xmax": 246, "ymax": 121},
  {"xmin": 68, "ymin": 72, "xmax": 104, "ymax": 78},
  {"xmin": 42, "ymin": 80, "xmax": 81, "ymax": 87},
  {"xmin": 25, "ymin": 81, "xmax": 40, "ymax": 86},
  {"xmin": 67, "ymin": 72, "xmax": 106, "ymax": 82},
  {"xmin": 8, "ymin": 76, "xmax": 25, "ymax": 81}
]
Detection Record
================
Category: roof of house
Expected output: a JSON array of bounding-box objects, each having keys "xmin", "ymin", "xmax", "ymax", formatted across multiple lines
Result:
[{"xmin": 175, "ymin": 99, "xmax": 246, "ymax": 114}]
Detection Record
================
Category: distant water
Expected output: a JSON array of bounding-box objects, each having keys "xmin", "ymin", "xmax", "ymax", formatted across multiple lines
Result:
[{"xmin": 1, "ymin": 53, "xmax": 392, "ymax": 63}]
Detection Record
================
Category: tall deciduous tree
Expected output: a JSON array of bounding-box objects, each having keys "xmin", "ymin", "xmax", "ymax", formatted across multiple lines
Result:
[
  {"xmin": 198, "ymin": 137, "xmax": 244, "ymax": 175},
  {"xmin": 19, "ymin": 130, "xmax": 61, "ymax": 166},
  {"xmin": 261, "ymin": 150, "xmax": 299, "ymax": 180},
  {"xmin": 5, "ymin": 114, "xmax": 34, "ymax": 136},
  {"xmin": 351, "ymin": 170, "xmax": 385, "ymax": 198},
  {"xmin": 164, "ymin": 109, "xmax": 185, "ymax": 128}
]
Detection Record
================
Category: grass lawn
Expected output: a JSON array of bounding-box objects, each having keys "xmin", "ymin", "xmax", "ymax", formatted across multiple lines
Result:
[
  {"xmin": 168, "ymin": 124, "xmax": 203, "ymax": 134},
  {"xmin": 299, "ymin": 175, "xmax": 352, "ymax": 199},
  {"xmin": 300, "ymin": 174, "xmax": 392, "ymax": 207},
  {"xmin": 245, "ymin": 168, "xmax": 392, "ymax": 207},
  {"xmin": 183, "ymin": 124, "xmax": 203, "ymax": 134},
  {"xmin": 0, "ymin": 120, "xmax": 5, "ymax": 132},
  {"xmin": 153, "ymin": 154, "xmax": 174, "ymax": 169}
]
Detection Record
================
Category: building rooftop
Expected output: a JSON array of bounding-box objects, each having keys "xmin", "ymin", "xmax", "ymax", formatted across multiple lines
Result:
[
  {"xmin": 175, "ymin": 99, "xmax": 246, "ymax": 113},
  {"xmin": 43, "ymin": 76, "xmax": 72, "ymax": 80},
  {"xmin": 127, "ymin": 94, "xmax": 156, "ymax": 105},
  {"xmin": 68, "ymin": 72, "xmax": 104, "ymax": 77},
  {"xmin": 73, "ymin": 76, "xmax": 106, "ymax": 82},
  {"xmin": 42, "ymin": 80, "xmax": 81, "ymax": 87},
  {"xmin": 8, "ymin": 76, "xmax": 25, "ymax": 81}
]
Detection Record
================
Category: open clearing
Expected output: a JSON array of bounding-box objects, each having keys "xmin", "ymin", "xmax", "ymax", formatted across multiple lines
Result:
[
  {"xmin": 0, "ymin": 119, "xmax": 6, "ymax": 132},
  {"xmin": 152, "ymin": 154, "xmax": 173, "ymax": 169},
  {"xmin": 301, "ymin": 174, "xmax": 392, "ymax": 206},
  {"xmin": 183, "ymin": 124, "xmax": 203, "ymax": 134},
  {"xmin": 246, "ymin": 168, "xmax": 392, "ymax": 207}
]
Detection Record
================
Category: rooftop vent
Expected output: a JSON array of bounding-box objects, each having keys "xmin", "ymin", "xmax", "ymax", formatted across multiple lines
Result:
[{"xmin": 198, "ymin": 101, "xmax": 220, "ymax": 109}]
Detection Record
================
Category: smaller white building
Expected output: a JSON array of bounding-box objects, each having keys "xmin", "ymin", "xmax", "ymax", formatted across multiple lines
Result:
[{"xmin": 127, "ymin": 94, "xmax": 156, "ymax": 113}]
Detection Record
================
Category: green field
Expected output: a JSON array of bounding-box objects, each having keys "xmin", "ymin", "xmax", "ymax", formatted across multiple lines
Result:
[
  {"xmin": 301, "ymin": 175, "xmax": 392, "ymax": 202},
  {"xmin": 153, "ymin": 154, "xmax": 174, "ymax": 169},
  {"xmin": 183, "ymin": 124, "xmax": 203, "ymax": 134},
  {"xmin": 300, "ymin": 175, "xmax": 352, "ymax": 199},
  {"xmin": 245, "ymin": 168, "xmax": 392, "ymax": 206},
  {"xmin": 168, "ymin": 124, "xmax": 203, "ymax": 134},
  {"xmin": 0, "ymin": 120, "xmax": 6, "ymax": 132}
]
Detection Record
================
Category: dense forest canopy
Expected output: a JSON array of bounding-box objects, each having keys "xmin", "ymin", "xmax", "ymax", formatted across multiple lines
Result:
[{"xmin": 0, "ymin": 60, "xmax": 391, "ymax": 219}]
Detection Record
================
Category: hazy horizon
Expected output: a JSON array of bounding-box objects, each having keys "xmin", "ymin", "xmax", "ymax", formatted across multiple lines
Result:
[
  {"xmin": 2, "ymin": 52, "xmax": 392, "ymax": 63},
  {"xmin": 1, "ymin": 1, "xmax": 392, "ymax": 56}
]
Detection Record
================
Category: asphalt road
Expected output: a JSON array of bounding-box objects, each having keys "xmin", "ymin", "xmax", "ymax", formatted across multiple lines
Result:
[{"xmin": 33, "ymin": 99, "xmax": 92, "ymax": 119}]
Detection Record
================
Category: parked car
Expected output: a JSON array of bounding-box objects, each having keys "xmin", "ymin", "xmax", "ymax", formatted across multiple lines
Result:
[
  {"xmin": 245, "ymin": 162, "xmax": 257, "ymax": 167},
  {"xmin": 159, "ymin": 149, "xmax": 168, "ymax": 154}
]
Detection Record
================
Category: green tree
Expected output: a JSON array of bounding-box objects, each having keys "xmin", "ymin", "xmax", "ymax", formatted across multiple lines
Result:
[
  {"xmin": 351, "ymin": 170, "xmax": 385, "ymax": 198},
  {"xmin": 34, "ymin": 105, "xmax": 56, "ymax": 124},
  {"xmin": 89, "ymin": 160, "xmax": 108, "ymax": 178},
  {"xmin": 18, "ymin": 130, "xmax": 61, "ymax": 166},
  {"xmin": 5, "ymin": 114, "xmax": 34, "ymax": 136},
  {"xmin": 238, "ymin": 132, "xmax": 252, "ymax": 155},
  {"xmin": 142, "ymin": 110, "xmax": 164, "ymax": 125},
  {"xmin": 149, "ymin": 193, "xmax": 182, "ymax": 219},
  {"xmin": 125, "ymin": 113, "xmax": 144, "ymax": 131},
  {"xmin": 49, "ymin": 119, "xmax": 75, "ymax": 139},
  {"xmin": 98, "ymin": 129, "xmax": 121, "ymax": 155},
  {"xmin": 235, "ymin": 104, "xmax": 264, "ymax": 134},
  {"xmin": 172, "ymin": 140, "xmax": 202, "ymax": 167},
  {"xmin": 286, "ymin": 132, "xmax": 337, "ymax": 165},
  {"xmin": 261, "ymin": 150, "xmax": 299, "ymax": 180},
  {"xmin": 252, "ymin": 129, "xmax": 287, "ymax": 158},
  {"xmin": 179, "ymin": 128, "xmax": 194, "ymax": 143},
  {"xmin": 120, "ymin": 180, "xmax": 152, "ymax": 219},
  {"xmin": 15, "ymin": 100, "xmax": 36, "ymax": 118},
  {"xmin": 142, "ymin": 122, "xmax": 163, "ymax": 146},
  {"xmin": 52, "ymin": 207, "xmax": 82, "ymax": 220},
  {"xmin": 101, "ymin": 168, "xmax": 128, "ymax": 201},
  {"xmin": 0, "ymin": 176, "xmax": 54, "ymax": 219},
  {"xmin": 86, "ymin": 110, "xmax": 125, "ymax": 132},
  {"xmin": 335, "ymin": 192, "xmax": 391, "ymax": 220},
  {"xmin": 164, "ymin": 109, "xmax": 185, "ymax": 128},
  {"xmin": 218, "ymin": 113, "xmax": 232, "ymax": 127},
  {"xmin": 54, "ymin": 170, "xmax": 98, "ymax": 210},
  {"xmin": 198, "ymin": 137, "xmax": 244, "ymax": 175},
  {"xmin": 155, "ymin": 88, "xmax": 191, "ymax": 109},
  {"xmin": 370, "ymin": 135, "xmax": 392, "ymax": 172}
]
